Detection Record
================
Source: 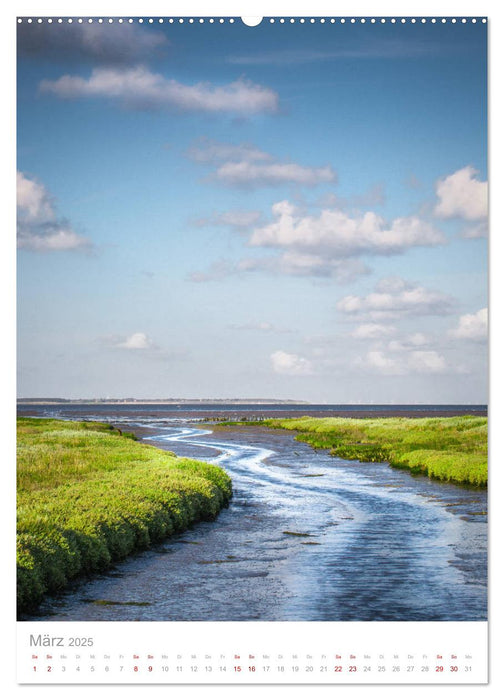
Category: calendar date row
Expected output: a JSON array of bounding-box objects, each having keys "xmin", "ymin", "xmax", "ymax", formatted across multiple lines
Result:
[{"xmin": 33, "ymin": 663, "xmax": 472, "ymax": 674}]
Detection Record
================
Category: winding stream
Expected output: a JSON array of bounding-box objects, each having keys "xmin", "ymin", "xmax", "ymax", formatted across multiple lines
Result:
[{"xmin": 26, "ymin": 415, "xmax": 487, "ymax": 622}]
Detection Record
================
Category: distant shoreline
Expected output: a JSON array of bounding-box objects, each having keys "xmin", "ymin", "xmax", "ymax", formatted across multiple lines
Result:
[
  {"xmin": 17, "ymin": 399, "xmax": 487, "ymax": 408},
  {"xmin": 17, "ymin": 399, "xmax": 309, "ymax": 405},
  {"xmin": 16, "ymin": 402, "xmax": 487, "ymax": 419}
]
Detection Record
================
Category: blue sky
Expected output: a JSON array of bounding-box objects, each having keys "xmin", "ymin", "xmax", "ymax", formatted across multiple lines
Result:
[{"xmin": 17, "ymin": 17, "xmax": 488, "ymax": 402}]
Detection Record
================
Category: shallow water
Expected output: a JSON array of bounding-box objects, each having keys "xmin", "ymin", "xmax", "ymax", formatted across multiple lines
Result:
[{"xmin": 24, "ymin": 413, "xmax": 487, "ymax": 622}]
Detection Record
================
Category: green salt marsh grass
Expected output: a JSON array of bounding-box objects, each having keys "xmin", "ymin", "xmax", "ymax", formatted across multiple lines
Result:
[
  {"xmin": 262, "ymin": 415, "xmax": 487, "ymax": 488},
  {"xmin": 17, "ymin": 417, "xmax": 232, "ymax": 614}
]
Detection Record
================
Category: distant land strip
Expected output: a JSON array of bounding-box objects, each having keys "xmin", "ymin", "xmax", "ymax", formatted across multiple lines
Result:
[{"xmin": 17, "ymin": 398, "xmax": 309, "ymax": 405}]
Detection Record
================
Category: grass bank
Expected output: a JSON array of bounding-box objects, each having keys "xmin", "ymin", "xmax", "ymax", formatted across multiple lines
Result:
[
  {"xmin": 17, "ymin": 417, "xmax": 232, "ymax": 614},
  {"xmin": 259, "ymin": 415, "xmax": 487, "ymax": 488}
]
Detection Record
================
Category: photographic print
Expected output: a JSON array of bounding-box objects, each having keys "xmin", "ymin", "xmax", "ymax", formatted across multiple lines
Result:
[{"xmin": 16, "ymin": 12, "xmax": 488, "ymax": 683}]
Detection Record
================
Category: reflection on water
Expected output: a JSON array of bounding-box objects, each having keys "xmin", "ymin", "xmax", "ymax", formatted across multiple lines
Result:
[{"xmin": 24, "ymin": 413, "xmax": 487, "ymax": 622}]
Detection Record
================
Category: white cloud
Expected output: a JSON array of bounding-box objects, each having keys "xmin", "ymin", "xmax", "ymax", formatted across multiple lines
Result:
[
  {"xmin": 17, "ymin": 172, "xmax": 90, "ymax": 252},
  {"xmin": 187, "ymin": 139, "xmax": 336, "ymax": 188},
  {"xmin": 240, "ymin": 252, "xmax": 370, "ymax": 282},
  {"xmin": 351, "ymin": 323, "xmax": 396, "ymax": 340},
  {"xmin": 217, "ymin": 203, "xmax": 443, "ymax": 281},
  {"xmin": 190, "ymin": 198, "xmax": 443, "ymax": 282},
  {"xmin": 115, "ymin": 332, "xmax": 154, "ymax": 350},
  {"xmin": 214, "ymin": 161, "xmax": 335, "ymax": 187},
  {"xmin": 409, "ymin": 332, "xmax": 429, "ymax": 345},
  {"xmin": 355, "ymin": 351, "xmax": 405, "ymax": 375},
  {"xmin": 408, "ymin": 350, "xmax": 448, "ymax": 373},
  {"xmin": 387, "ymin": 333, "xmax": 430, "ymax": 351},
  {"xmin": 337, "ymin": 277, "xmax": 454, "ymax": 319},
  {"xmin": 18, "ymin": 228, "xmax": 91, "ymax": 252},
  {"xmin": 40, "ymin": 67, "xmax": 279, "ymax": 115},
  {"xmin": 17, "ymin": 171, "xmax": 55, "ymax": 222},
  {"xmin": 355, "ymin": 349, "xmax": 448, "ymax": 375},
  {"xmin": 434, "ymin": 166, "xmax": 488, "ymax": 221},
  {"xmin": 271, "ymin": 350, "xmax": 314, "ymax": 376},
  {"xmin": 101, "ymin": 333, "xmax": 188, "ymax": 361},
  {"xmin": 448, "ymin": 308, "xmax": 488, "ymax": 342},
  {"xmin": 250, "ymin": 201, "xmax": 444, "ymax": 256}
]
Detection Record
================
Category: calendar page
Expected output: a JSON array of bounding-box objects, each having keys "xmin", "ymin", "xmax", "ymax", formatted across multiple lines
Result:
[{"xmin": 14, "ymin": 2, "xmax": 490, "ymax": 689}]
